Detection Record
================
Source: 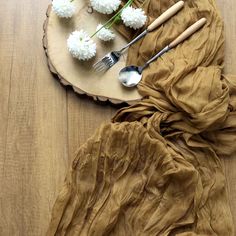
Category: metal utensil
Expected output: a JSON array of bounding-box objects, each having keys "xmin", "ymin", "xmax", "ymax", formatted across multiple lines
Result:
[
  {"xmin": 93, "ymin": 1, "xmax": 185, "ymax": 72},
  {"xmin": 118, "ymin": 18, "xmax": 207, "ymax": 87}
]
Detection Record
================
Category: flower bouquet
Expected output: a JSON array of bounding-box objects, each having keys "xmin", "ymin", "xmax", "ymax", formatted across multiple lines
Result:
[{"xmin": 52, "ymin": 0, "xmax": 147, "ymax": 60}]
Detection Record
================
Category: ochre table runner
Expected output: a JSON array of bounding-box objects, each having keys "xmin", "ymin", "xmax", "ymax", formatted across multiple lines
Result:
[{"xmin": 47, "ymin": 0, "xmax": 236, "ymax": 235}]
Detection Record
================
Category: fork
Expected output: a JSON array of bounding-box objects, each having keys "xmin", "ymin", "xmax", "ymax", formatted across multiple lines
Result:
[{"xmin": 93, "ymin": 1, "xmax": 184, "ymax": 72}]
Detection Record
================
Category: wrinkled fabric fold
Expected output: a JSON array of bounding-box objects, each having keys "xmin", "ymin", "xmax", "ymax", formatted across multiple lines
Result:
[{"xmin": 47, "ymin": 0, "xmax": 235, "ymax": 235}]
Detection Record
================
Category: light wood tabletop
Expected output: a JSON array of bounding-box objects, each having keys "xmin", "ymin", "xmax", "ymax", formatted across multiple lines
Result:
[{"xmin": 0, "ymin": 0, "xmax": 235, "ymax": 235}]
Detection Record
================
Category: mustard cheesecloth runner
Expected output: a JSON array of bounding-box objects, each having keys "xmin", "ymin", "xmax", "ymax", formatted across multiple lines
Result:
[{"xmin": 47, "ymin": 0, "xmax": 236, "ymax": 235}]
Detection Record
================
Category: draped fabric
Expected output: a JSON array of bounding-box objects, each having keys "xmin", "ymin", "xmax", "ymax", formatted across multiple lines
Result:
[{"xmin": 47, "ymin": 0, "xmax": 236, "ymax": 235}]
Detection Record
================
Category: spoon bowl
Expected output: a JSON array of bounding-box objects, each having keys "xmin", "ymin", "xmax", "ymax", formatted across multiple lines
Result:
[{"xmin": 118, "ymin": 66, "xmax": 142, "ymax": 87}]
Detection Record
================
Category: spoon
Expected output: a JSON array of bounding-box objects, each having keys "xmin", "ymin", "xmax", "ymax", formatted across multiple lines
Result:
[{"xmin": 118, "ymin": 18, "xmax": 207, "ymax": 87}]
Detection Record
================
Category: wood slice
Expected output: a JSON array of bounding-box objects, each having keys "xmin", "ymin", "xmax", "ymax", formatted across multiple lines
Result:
[{"xmin": 43, "ymin": 2, "xmax": 142, "ymax": 105}]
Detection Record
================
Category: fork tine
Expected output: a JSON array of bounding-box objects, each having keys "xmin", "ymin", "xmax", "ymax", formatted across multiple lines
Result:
[
  {"xmin": 93, "ymin": 58, "xmax": 105, "ymax": 66},
  {"xmin": 93, "ymin": 54, "xmax": 115, "ymax": 72},
  {"xmin": 93, "ymin": 62, "xmax": 103, "ymax": 70},
  {"xmin": 93, "ymin": 62, "xmax": 109, "ymax": 72},
  {"xmin": 97, "ymin": 67, "xmax": 106, "ymax": 73},
  {"xmin": 94, "ymin": 63, "xmax": 107, "ymax": 72},
  {"xmin": 98, "ymin": 61, "xmax": 111, "ymax": 72},
  {"xmin": 94, "ymin": 59, "xmax": 110, "ymax": 70},
  {"xmin": 93, "ymin": 55, "xmax": 110, "ymax": 67},
  {"xmin": 102, "ymin": 57, "xmax": 112, "ymax": 64},
  {"xmin": 95, "ymin": 64, "xmax": 106, "ymax": 72},
  {"xmin": 102, "ymin": 58, "xmax": 112, "ymax": 67},
  {"xmin": 94, "ymin": 61, "xmax": 108, "ymax": 72},
  {"xmin": 96, "ymin": 66, "xmax": 106, "ymax": 73},
  {"xmin": 93, "ymin": 60, "xmax": 103, "ymax": 69},
  {"xmin": 94, "ymin": 60, "xmax": 107, "ymax": 70}
]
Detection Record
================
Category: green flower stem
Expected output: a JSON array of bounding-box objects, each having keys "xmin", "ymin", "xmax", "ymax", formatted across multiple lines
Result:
[
  {"xmin": 106, "ymin": 15, "xmax": 121, "ymax": 29},
  {"xmin": 90, "ymin": 0, "xmax": 134, "ymax": 38}
]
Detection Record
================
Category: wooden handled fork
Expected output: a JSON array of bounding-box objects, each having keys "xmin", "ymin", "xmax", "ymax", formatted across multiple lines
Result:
[{"xmin": 93, "ymin": 1, "xmax": 185, "ymax": 72}]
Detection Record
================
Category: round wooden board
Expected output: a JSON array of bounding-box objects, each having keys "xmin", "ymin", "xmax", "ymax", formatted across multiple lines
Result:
[{"xmin": 43, "ymin": 2, "xmax": 142, "ymax": 105}]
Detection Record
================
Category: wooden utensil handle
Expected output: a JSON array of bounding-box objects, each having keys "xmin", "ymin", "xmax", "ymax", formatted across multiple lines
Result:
[
  {"xmin": 169, "ymin": 18, "xmax": 207, "ymax": 49},
  {"xmin": 147, "ymin": 1, "xmax": 184, "ymax": 32}
]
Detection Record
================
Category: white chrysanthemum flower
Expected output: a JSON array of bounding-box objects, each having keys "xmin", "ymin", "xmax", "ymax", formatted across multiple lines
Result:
[
  {"xmin": 96, "ymin": 24, "xmax": 115, "ymax": 41},
  {"xmin": 90, "ymin": 0, "xmax": 121, "ymax": 14},
  {"xmin": 67, "ymin": 30, "xmax": 96, "ymax": 60},
  {"xmin": 121, "ymin": 6, "xmax": 147, "ymax": 30},
  {"xmin": 52, "ymin": 0, "xmax": 76, "ymax": 18}
]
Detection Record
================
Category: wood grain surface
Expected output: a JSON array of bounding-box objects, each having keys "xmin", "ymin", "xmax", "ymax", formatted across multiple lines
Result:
[{"xmin": 0, "ymin": 0, "xmax": 235, "ymax": 235}]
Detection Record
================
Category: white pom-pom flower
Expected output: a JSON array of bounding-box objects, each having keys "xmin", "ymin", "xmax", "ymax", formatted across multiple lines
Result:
[
  {"xmin": 96, "ymin": 24, "xmax": 115, "ymax": 41},
  {"xmin": 90, "ymin": 0, "xmax": 121, "ymax": 14},
  {"xmin": 52, "ymin": 0, "xmax": 76, "ymax": 18},
  {"xmin": 121, "ymin": 6, "xmax": 147, "ymax": 30},
  {"xmin": 67, "ymin": 30, "xmax": 96, "ymax": 60}
]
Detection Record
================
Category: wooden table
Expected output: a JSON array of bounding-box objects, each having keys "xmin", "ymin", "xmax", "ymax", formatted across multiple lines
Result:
[{"xmin": 0, "ymin": 0, "xmax": 235, "ymax": 235}]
